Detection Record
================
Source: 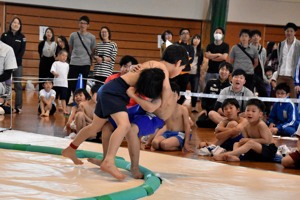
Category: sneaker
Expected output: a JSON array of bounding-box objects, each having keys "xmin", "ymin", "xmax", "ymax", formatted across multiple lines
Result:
[
  {"xmin": 211, "ymin": 146, "xmax": 226, "ymax": 156},
  {"xmin": 196, "ymin": 145, "xmax": 216, "ymax": 156},
  {"xmin": 278, "ymin": 145, "xmax": 291, "ymax": 157}
]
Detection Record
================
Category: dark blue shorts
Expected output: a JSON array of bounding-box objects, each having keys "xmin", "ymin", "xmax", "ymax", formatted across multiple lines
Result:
[
  {"xmin": 53, "ymin": 86, "xmax": 68, "ymax": 100},
  {"xmin": 162, "ymin": 131, "xmax": 185, "ymax": 148},
  {"xmin": 95, "ymin": 77, "xmax": 130, "ymax": 118},
  {"xmin": 220, "ymin": 134, "xmax": 243, "ymax": 151}
]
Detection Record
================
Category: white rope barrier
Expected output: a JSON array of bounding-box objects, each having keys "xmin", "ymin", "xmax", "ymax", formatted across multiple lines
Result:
[{"xmin": 180, "ymin": 91, "xmax": 300, "ymax": 104}]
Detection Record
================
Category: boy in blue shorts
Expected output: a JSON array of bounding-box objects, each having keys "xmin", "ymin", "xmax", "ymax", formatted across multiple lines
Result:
[
  {"xmin": 88, "ymin": 82, "xmax": 179, "ymax": 179},
  {"xmin": 150, "ymin": 83, "xmax": 193, "ymax": 152},
  {"xmin": 62, "ymin": 45, "xmax": 188, "ymax": 180}
]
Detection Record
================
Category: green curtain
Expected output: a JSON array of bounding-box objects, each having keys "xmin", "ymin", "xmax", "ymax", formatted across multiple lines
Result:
[{"xmin": 210, "ymin": 0, "xmax": 229, "ymax": 43}]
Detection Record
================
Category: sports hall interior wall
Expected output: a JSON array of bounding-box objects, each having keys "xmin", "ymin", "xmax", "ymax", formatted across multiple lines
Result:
[{"xmin": 0, "ymin": 3, "xmax": 286, "ymax": 78}]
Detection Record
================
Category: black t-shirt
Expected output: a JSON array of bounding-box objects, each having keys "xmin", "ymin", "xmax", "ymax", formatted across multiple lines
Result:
[{"xmin": 206, "ymin": 42, "xmax": 229, "ymax": 73}]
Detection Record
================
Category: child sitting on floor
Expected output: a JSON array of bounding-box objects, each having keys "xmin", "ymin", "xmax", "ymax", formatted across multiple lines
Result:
[
  {"xmin": 213, "ymin": 98, "xmax": 278, "ymax": 162},
  {"xmin": 197, "ymin": 98, "xmax": 248, "ymax": 156},
  {"xmin": 149, "ymin": 83, "xmax": 193, "ymax": 152},
  {"xmin": 268, "ymin": 83, "xmax": 300, "ymax": 137},
  {"xmin": 64, "ymin": 88, "xmax": 90, "ymax": 138},
  {"xmin": 38, "ymin": 79, "xmax": 56, "ymax": 117},
  {"xmin": 74, "ymin": 84, "xmax": 100, "ymax": 133}
]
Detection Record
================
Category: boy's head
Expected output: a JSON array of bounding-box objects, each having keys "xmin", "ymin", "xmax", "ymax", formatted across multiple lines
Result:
[
  {"xmin": 264, "ymin": 66, "xmax": 274, "ymax": 79},
  {"xmin": 42, "ymin": 79, "xmax": 53, "ymax": 91},
  {"xmin": 231, "ymin": 69, "xmax": 246, "ymax": 90},
  {"xmin": 90, "ymin": 84, "xmax": 101, "ymax": 102},
  {"xmin": 251, "ymin": 29, "xmax": 262, "ymax": 43},
  {"xmin": 170, "ymin": 81, "xmax": 180, "ymax": 98},
  {"xmin": 79, "ymin": 15, "xmax": 90, "ymax": 24},
  {"xmin": 221, "ymin": 98, "xmax": 240, "ymax": 119},
  {"xmin": 179, "ymin": 28, "xmax": 190, "ymax": 43},
  {"xmin": 135, "ymin": 68, "xmax": 165, "ymax": 99},
  {"xmin": 119, "ymin": 55, "xmax": 138, "ymax": 75},
  {"xmin": 161, "ymin": 44, "xmax": 188, "ymax": 78},
  {"xmin": 284, "ymin": 22, "xmax": 297, "ymax": 40},
  {"xmin": 57, "ymin": 49, "xmax": 68, "ymax": 62},
  {"xmin": 73, "ymin": 88, "xmax": 91, "ymax": 104},
  {"xmin": 245, "ymin": 98, "xmax": 265, "ymax": 122},
  {"xmin": 239, "ymin": 29, "xmax": 251, "ymax": 44},
  {"xmin": 218, "ymin": 61, "xmax": 232, "ymax": 81},
  {"xmin": 275, "ymin": 83, "xmax": 290, "ymax": 98}
]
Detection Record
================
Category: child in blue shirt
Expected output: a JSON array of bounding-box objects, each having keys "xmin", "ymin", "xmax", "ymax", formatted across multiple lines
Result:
[{"xmin": 268, "ymin": 83, "xmax": 300, "ymax": 136}]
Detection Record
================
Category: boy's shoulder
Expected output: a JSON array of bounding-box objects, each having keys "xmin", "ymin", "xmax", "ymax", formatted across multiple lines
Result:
[{"xmin": 142, "ymin": 60, "xmax": 166, "ymax": 69}]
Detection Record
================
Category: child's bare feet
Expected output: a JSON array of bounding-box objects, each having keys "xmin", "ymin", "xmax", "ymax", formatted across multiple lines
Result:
[
  {"xmin": 87, "ymin": 158, "xmax": 102, "ymax": 166},
  {"xmin": 100, "ymin": 160, "xmax": 126, "ymax": 180},
  {"xmin": 225, "ymin": 155, "xmax": 240, "ymax": 162},
  {"xmin": 131, "ymin": 167, "xmax": 144, "ymax": 179},
  {"xmin": 44, "ymin": 111, "xmax": 50, "ymax": 117},
  {"xmin": 62, "ymin": 146, "xmax": 83, "ymax": 165},
  {"xmin": 213, "ymin": 154, "xmax": 227, "ymax": 161},
  {"xmin": 40, "ymin": 112, "xmax": 46, "ymax": 117}
]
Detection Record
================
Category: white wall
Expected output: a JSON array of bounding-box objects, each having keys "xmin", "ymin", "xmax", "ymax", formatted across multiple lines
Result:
[{"xmin": 1, "ymin": 0, "xmax": 300, "ymax": 25}]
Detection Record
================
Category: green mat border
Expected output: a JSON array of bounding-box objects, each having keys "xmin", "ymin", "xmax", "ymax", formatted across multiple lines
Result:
[{"xmin": 0, "ymin": 142, "xmax": 162, "ymax": 200}]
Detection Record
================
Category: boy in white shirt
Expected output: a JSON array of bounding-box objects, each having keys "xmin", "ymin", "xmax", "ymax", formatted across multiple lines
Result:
[
  {"xmin": 38, "ymin": 79, "xmax": 56, "ymax": 117},
  {"xmin": 50, "ymin": 49, "xmax": 69, "ymax": 114}
]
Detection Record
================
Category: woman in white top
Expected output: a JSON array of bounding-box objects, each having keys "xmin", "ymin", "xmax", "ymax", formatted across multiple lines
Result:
[{"xmin": 38, "ymin": 27, "xmax": 57, "ymax": 90}]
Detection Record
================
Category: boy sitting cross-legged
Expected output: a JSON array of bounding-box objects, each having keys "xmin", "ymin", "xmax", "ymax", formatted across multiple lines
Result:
[{"xmin": 213, "ymin": 98, "xmax": 278, "ymax": 162}]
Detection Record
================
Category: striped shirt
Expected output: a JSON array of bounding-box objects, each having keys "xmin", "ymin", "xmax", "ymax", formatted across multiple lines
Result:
[{"xmin": 94, "ymin": 41, "xmax": 117, "ymax": 78}]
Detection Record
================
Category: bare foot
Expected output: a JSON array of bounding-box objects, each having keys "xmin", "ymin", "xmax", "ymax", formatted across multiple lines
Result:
[
  {"xmin": 131, "ymin": 167, "xmax": 144, "ymax": 179},
  {"xmin": 62, "ymin": 146, "xmax": 83, "ymax": 165},
  {"xmin": 44, "ymin": 111, "xmax": 50, "ymax": 117},
  {"xmin": 100, "ymin": 160, "xmax": 126, "ymax": 180},
  {"xmin": 87, "ymin": 158, "xmax": 102, "ymax": 166},
  {"xmin": 213, "ymin": 154, "xmax": 227, "ymax": 161},
  {"xmin": 225, "ymin": 155, "xmax": 240, "ymax": 162}
]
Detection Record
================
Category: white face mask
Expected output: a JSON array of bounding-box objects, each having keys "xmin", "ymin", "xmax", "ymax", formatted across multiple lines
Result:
[{"xmin": 214, "ymin": 33, "xmax": 223, "ymax": 41}]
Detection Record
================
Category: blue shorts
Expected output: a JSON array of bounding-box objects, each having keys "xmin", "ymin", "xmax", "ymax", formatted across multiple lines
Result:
[
  {"xmin": 162, "ymin": 131, "xmax": 186, "ymax": 149},
  {"xmin": 109, "ymin": 104, "xmax": 164, "ymax": 137},
  {"xmin": 220, "ymin": 134, "xmax": 243, "ymax": 151},
  {"xmin": 95, "ymin": 77, "xmax": 130, "ymax": 118}
]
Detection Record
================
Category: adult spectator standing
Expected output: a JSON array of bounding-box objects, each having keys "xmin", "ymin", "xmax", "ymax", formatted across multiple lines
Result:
[
  {"xmin": 190, "ymin": 34, "xmax": 203, "ymax": 112},
  {"xmin": 175, "ymin": 28, "xmax": 194, "ymax": 104},
  {"xmin": 1, "ymin": 17, "xmax": 26, "ymax": 111},
  {"xmin": 250, "ymin": 30, "xmax": 268, "ymax": 95},
  {"xmin": 93, "ymin": 26, "xmax": 117, "ymax": 85},
  {"xmin": 0, "ymin": 22, "xmax": 18, "ymax": 96},
  {"xmin": 68, "ymin": 16, "xmax": 96, "ymax": 96},
  {"xmin": 160, "ymin": 30, "xmax": 173, "ymax": 57},
  {"xmin": 277, "ymin": 22, "xmax": 300, "ymax": 99},
  {"xmin": 38, "ymin": 27, "xmax": 56, "ymax": 90},
  {"xmin": 205, "ymin": 27, "xmax": 229, "ymax": 84},
  {"xmin": 229, "ymin": 29, "xmax": 258, "ymax": 92},
  {"xmin": 55, "ymin": 35, "xmax": 70, "ymax": 62}
]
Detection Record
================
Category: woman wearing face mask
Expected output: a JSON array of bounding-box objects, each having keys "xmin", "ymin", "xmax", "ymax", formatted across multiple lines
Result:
[
  {"xmin": 190, "ymin": 34, "xmax": 203, "ymax": 112},
  {"xmin": 1, "ymin": 16, "xmax": 26, "ymax": 112},
  {"xmin": 204, "ymin": 27, "xmax": 229, "ymax": 86}
]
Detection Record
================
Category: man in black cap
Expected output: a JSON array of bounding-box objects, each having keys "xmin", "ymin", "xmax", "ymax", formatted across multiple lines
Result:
[{"xmin": 277, "ymin": 22, "xmax": 300, "ymax": 98}]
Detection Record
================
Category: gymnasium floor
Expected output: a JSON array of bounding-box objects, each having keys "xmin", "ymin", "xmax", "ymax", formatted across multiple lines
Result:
[{"xmin": 0, "ymin": 91, "xmax": 299, "ymax": 199}]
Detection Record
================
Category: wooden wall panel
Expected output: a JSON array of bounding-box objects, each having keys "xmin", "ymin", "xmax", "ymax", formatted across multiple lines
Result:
[
  {"xmin": 3, "ymin": 4, "xmax": 202, "ymax": 77},
  {"xmin": 2, "ymin": 3, "xmax": 287, "ymax": 78}
]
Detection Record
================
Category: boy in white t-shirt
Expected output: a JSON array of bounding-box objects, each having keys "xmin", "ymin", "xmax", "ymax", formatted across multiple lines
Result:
[
  {"xmin": 50, "ymin": 49, "xmax": 69, "ymax": 114},
  {"xmin": 38, "ymin": 79, "xmax": 56, "ymax": 117}
]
